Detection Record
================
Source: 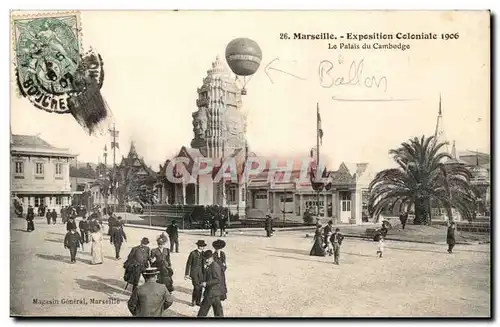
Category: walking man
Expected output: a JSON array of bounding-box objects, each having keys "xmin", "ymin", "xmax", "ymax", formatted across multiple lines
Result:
[
  {"xmin": 111, "ymin": 224, "xmax": 127, "ymax": 260},
  {"xmin": 64, "ymin": 227, "xmax": 82, "ymax": 263},
  {"xmin": 46, "ymin": 209, "xmax": 51, "ymax": 225},
  {"xmin": 197, "ymin": 250, "xmax": 224, "ymax": 317},
  {"xmin": 330, "ymin": 228, "xmax": 344, "ymax": 265},
  {"xmin": 399, "ymin": 211, "xmax": 408, "ymax": 230},
  {"xmin": 210, "ymin": 217, "xmax": 217, "ymax": 236},
  {"xmin": 124, "ymin": 238, "xmax": 151, "ymax": 292},
  {"xmin": 185, "ymin": 240, "xmax": 206, "ymax": 307},
  {"xmin": 51, "ymin": 208, "xmax": 57, "ymax": 224},
  {"xmin": 26, "ymin": 205, "xmax": 35, "ymax": 232},
  {"xmin": 166, "ymin": 220, "xmax": 179, "ymax": 253},
  {"xmin": 79, "ymin": 216, "xmax": 90, "ymax": 244},
  {"xmin": 447, "ymin": 221, "xmax": 456, "ymax": 253},
  {"xmin": 127, "ymin": 267, "xmax": 174, "ymax": 317},
  {"xmin": 219, "ymin": 216, "xmax": 226, "ymax": 237}
]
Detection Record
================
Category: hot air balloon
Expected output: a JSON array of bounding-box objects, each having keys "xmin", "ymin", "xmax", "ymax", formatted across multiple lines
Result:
[{"xmin": 225, "ymin": 38, "xmax": 262, "ymax": 95}]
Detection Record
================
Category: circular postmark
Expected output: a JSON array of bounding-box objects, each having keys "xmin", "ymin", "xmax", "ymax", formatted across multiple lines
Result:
[{"xmin": 15, "ymin": 17, "xmax": 104, "ymax": 114}]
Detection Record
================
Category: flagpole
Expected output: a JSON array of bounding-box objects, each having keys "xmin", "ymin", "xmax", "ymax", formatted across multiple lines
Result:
[{"xmin": 316, "ymin": 102, "xmax": 321, "ymax": 222}]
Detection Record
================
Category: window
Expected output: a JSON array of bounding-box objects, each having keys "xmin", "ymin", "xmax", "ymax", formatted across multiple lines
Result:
[
  {"xmin": 55, "ymin": 163, "xmax": 63, "ymax": 176},
  {"xmin": 34, "ymin": 197, "xmax": 40, "ymax": 207},
  {"xmin": 228, "ymin": 187, "xmax": 237, "ymax": 203},
  {"xmin": 342, "ymin": 201, "xmax": 351, "ymax": 212},
  {"xmin": 56, "ymin": 197, "xmax": 62, "ymax": 205},
  {"xmin": 280, "ymin": 195, "xmax": 294, "ymax": 203},
  {"xmin": 35, "ymin": 162, "xmax": 44, "ymax": 175},
  {"xmin": 340, "ymin": 192, "xmax": 351, "ymax": 201},
  {"xmin": 256, "ymin": 194, "xmax": 267, "ymax": 200},
  {"xmin": 14, "ymin": 161, "xmax": 24, "ymax": 175}
]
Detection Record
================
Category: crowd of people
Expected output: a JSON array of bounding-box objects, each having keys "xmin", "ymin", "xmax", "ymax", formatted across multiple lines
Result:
[
  {"xmin": 122, "ymin": 226, "xmax": 228, "ymax": 317},
  {"xmin": 22, "ymin": 203, "xmax": 459, "ymax": 317},
  {"xmin": 309, "ymin": 213, "xmax": 457, "ymax": 262}
]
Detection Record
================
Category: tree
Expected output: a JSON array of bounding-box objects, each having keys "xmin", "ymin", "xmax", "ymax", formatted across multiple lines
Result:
[{"xmin": 368, "ymin": 135, "xmax": 476, "ymax": 225}]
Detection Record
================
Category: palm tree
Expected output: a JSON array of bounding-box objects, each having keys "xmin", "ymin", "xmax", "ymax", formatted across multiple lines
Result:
[{"xmin": 368, "ymin": 135, "xmax": 476, "ymax": 225}]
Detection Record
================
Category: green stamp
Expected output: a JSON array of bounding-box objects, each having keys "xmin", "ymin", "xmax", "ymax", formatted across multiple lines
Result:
[{"xmin": 13, "ymin": 14, "xmax": 82, "ymax": 113}]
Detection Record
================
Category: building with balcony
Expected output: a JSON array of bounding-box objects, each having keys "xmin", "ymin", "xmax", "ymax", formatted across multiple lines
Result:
[{"xmin": 10, "ymin": 134, "xmax": 77, "ymax": 212}]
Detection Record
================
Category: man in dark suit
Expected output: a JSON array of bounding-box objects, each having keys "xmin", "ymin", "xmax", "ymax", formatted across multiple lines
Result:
[
  {"xmin": 51, "ymin": 208, "xmax": 57, "ymax": 224},
  {"xmin": 197, "ymin": 250, "xmax": 224, "ymax": 317},
  {"xmin": 111, "ymin": 224, "xmax": 127, "ymax": 260},
  {"xmin": 124, "ymin": 238, "xmax": 151, "ymax": 292},
  {"xmin": 185, "ymin": 240, "xmax": 206, "ymax": 307},
  {"xmin": 166, "ymin": 220, "xmax": 179, "ymax": 253},
  {"xmin": 219, "ymin": 214, "xmax": 226, "ymax": 237},
  {"xmin": 128, "ymin": 267, "xmax": 174, "ymax": 317},
  {"xmin": 26, "ymin": 205, "xmax": 35, "ymax": 232},
  {"xmin": 79, "ymin": 216, "xmax": 90, "ymax": 244},
  {"xmin": 46, "ymin": 209, "xmax": 51, "ymax": 224},
  {"xmin": 66, "ymin": 217, "xmax": 77, "ymax": 232},
  {"xmin": 64, "ymin": 227, "xmax": 82, "ymax": 263}
]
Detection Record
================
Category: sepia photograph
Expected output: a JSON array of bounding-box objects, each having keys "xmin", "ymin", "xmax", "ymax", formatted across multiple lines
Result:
[{"xmin": 9, "ymin": 10, "xmax": 491, "ymax": 318}]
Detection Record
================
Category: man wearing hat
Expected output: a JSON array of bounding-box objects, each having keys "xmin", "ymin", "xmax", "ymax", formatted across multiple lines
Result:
[
  {"xmin": 128, "ymin": 267, "xmax": 174, "ymax": 317},
  {"xmin": 197, "ymin": 250, "xmax": 224, "ymax": 317},
  {"xmin": 185, "ymin": 240, "xmax": 206, "ymax": 306},
  {"xmin": 26, "ymin": 205, "xmax": 35, "ymax": 232},
  {"xmin": 124, "ymin": 237, "xmax": 151, "ymax": 292},
  {"xmin": 110, "ymin": 223, "xmax": 127, "ymax": 260},
  {"xmin": 166, "ymin": 220, "xmax": 179, "ymax": 253},
  {"xmin": 212, "ymin": 239, "xmax": 228, "ymax": 301}
]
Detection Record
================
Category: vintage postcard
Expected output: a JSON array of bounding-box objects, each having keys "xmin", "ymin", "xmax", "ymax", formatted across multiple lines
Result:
[{"xmin": 9, "ymin": 10, "xmax": 490, "ymax": 318}]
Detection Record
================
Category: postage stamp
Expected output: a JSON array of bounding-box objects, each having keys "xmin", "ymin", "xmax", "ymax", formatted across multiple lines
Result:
[{"xmin": 12, "ymin": 12, "xmax": 86, "ymax": 113}]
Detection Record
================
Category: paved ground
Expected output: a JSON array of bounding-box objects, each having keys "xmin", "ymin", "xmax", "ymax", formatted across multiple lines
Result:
[{"xmin": 10, "ymin": 216, "xmax": 491, "ymax": 317}]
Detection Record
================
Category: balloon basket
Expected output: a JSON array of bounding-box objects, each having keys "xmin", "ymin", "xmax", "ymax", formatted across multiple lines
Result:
[{"xmin": 241, "ymin": 88, "xmax": 247, "ymax": 95}]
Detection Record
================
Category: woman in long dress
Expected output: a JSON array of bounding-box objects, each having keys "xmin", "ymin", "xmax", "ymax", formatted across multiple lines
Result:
[
  {"xmin": 90, "ymin": 225, "xmax": 104, "ymax": 265},
  {"xmin": 310, "ymin": 223, "xmax": 326, "ymax": 256}
]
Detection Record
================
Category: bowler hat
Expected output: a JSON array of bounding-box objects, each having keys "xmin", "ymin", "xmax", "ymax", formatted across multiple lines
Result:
[
  {"xmin": 196, "ymin": 240, "xmax": 207, "ymax": 247},
  {"xmin": 141, "ymin": 237, "xmax": 150, "ymax": 245},
  {"xmin": 202, "ymin": 250, "xmax": 213, "ymax": 259},
  {"xmin": 142, "ymin": 267, "xmax": 160, "ymax": 276},
  {"xmin": 212, "ymin": 239, "xmax": 226, "ymax": 250}
]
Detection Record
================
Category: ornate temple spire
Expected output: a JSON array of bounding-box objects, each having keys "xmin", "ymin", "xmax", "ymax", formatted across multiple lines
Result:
[
  {"xmin": 451, "ymin": 140, "xmax": 457, "ymax": 159},
  {"xmin": 129, "ymin": 141, "xmax": 137, "ymax": 158}
]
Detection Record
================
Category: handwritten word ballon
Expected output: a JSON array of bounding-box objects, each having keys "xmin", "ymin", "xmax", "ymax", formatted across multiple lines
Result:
[{"xmin": 225, "ymin": 38, "xmax": 262, "ymax": 76}]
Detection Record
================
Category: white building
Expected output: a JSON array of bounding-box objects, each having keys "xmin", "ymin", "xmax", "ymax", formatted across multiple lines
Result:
[{"xmin": 10, "ymin": 134, "xmax": 77, "ymax": 212}]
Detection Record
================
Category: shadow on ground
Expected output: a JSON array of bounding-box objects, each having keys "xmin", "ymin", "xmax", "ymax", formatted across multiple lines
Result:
[
  {"xmin": 36, "ymin": 253, "xmax": 70, "ymax": 263},
  {"xmin": 75, "ymin": 278, "xmax": 131, "ymax": 297},
  {"xmin": 263, "ymin": 247, "xmax": 310, "ymax": 256},
  {"xmin": 174, "ymin": 286, "xmax": 192, "ymax": 295},
  {"xmin": 267, "ymin": 254, "xmax": 325, "ymax": 263},
  {"xmin": 45, "ymin": 238, "xmax": 64, "ymax": 244}
]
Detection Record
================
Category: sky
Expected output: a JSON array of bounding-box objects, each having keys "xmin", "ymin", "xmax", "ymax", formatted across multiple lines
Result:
[{"xmin": 10, "ymin": 10, "xmax": 490, "ymax": 172}]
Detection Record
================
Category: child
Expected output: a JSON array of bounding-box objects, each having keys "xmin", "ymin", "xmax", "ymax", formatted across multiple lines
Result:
[
  {"xmin": 64, "ymin": 228, "xmax": 82, "ymax": 263},
  {"xmin": 376, "ymin": 232, "xmax": 384, "ymax": 258},
  {"xmin": 330, "ymin": 228, "xmax": 344, "ymax": 265}
]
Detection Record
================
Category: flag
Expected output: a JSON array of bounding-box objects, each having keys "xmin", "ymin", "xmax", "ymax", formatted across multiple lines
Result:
[
  {"xmin": 317, "ymin": 103, "xmax": 324, "ymax": 145},
  {"xmin": 109, "ymin": 128, "xmax": 119, "ymax": 137},
  {"xmin": 111, "ymin": 141, "xmax": 119, "ymax": 149}
]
